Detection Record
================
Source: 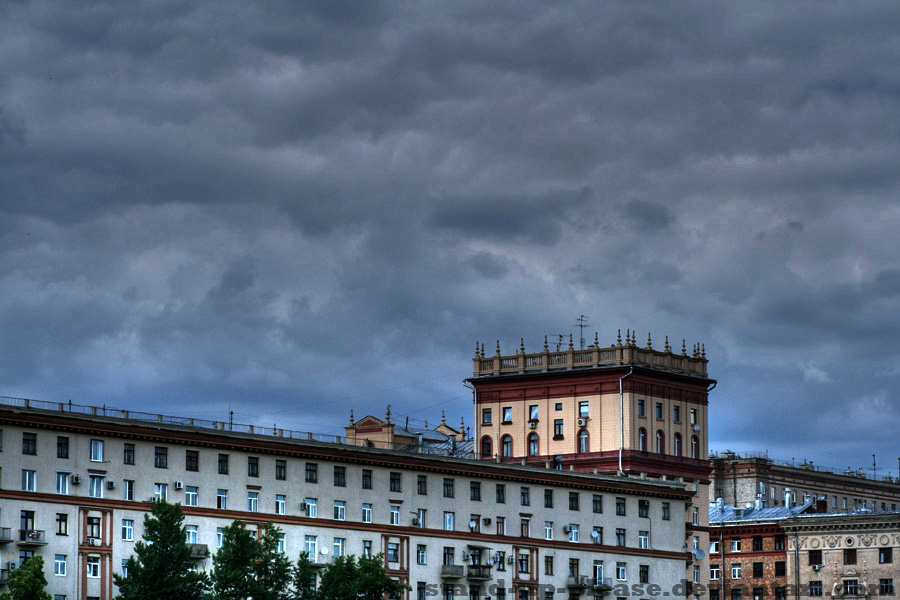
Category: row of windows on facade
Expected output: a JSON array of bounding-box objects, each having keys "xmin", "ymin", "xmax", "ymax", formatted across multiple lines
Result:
[
  {"xmin": 722, "ymin": 483, "xmax": 900, "ymax": 512},
  {"xmin": 482, "ymin": 402, "xmax": 698, "ymax": 425},
  {"xmin": 709, "ymin": 536, "xmax": 787, "ymax": 553},
  {"xmin": 709, "ymin": 537, "xmax": 895, "ymax": 565},
  {"xmin": 481, "ymin": 430, "xmax": 700, "ymax": 459},
  {"xmin": 708, "ymin": 547, "xmax": 893, "ymax": 582},
  {"xmin": 708, "ymin": 580, "xmax": 895, "ymax": 600}
]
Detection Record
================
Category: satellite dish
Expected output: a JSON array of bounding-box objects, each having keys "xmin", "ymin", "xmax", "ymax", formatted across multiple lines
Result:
[
  {"xmin": 695, "ymin": 549, "xmax": 706, "ymax": 560},
  {"xmin": 320, "ymin": 547, "xmax": 328, "ymax": 555},
  {"xmin": 693, "ymin": 424, "xmax": 701, "ymax": 432},
  {"xmin": 591, "ymin": 530, "xmax": 600, "ymax": 538}
]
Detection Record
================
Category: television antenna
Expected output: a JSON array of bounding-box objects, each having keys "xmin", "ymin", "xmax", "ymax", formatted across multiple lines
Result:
[{"xmin": 573, "ymin": 315, "xmax": 590, "ymax": 349}]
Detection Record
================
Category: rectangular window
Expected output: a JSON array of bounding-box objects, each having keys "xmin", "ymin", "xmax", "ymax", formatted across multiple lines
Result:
[
  {"xmin": 482, "ymin": 408, "xmax": 492, "ymax": 424},
  {"xmin": 275, "ymin": 459, "xmax": 286, "ymax": 480},
  {"xmin": 275, "ymin": 494, "xmax": 286, "ymax": 515},
  {"xmin": 23, "ymin": 432, "xmax": 37, "ymax": 455},
  {"xmin": 518, "ymin": 553, "xmax": 529, "ymax": 574},
  {"xmin": 363, "ymin": 469, "xmax": 373, "ymax": 489},
  {"xmin": 89, "ymin": 475, "xmax": 104, "ymax": 498},
  {"xmin": 639, "ymin": 530, "xmax": 649, "ymax": 549},
  {"xmin": 529, "ymin": 405, "xmax": 539, "ymax": 421},
  {"xmin": 637, "ymin": 399, "xmax": 645, "ymax": 417},
  {"xmin": 640, "ymin": 564, "xmax": 650, "ymax": 584},
  {"xmin": 662, "ymin": 501, "xmax": 670, "ymax": 520},
  {"xmin": 217, "ymin": 489, "xmax": 228, "ymax": 510},
  {"xmin": 56, "ymin": 472, "xmax": 69, "ymax": 495},
  {"xmin": 808, "ymin": 550, "xmax": 822, "ymax": 565},
  {"xmin": 569, "ymin": 558, "xmax": 580, "ymax": 578},
  {"xmin": 416, "ymin": 508, "xmax": 426, "ymax": 527},
  {"xmin": 185, "ymin": 486, "xmax": 198, "ymax": 507},
  {"xmin": 305, "ymin": 498, "xmax": 317, "ymax": 518},
  {"xmin": 87, "ymin": 517, "xmax": 101, "ymax": 540},
  {"xmin": 122, "ymin": 519, "xmax": 133, "ymax": 541},
  {"xmin": 123, "ymin": 443, "xmax": 135, "ymax": 465},
  {"xmin": 154, "ymin": 483, "xmax": 167, "ymax": 502},
  {"xmin": 362, "ymin": 503, "xmax": 372, "ymax": 523},
  {"xmin": 544, "ymin": 521, "xmax": 553, "ymax": 540},
  {"xmin": 775, "ymin": 562, "xmax": 785, "ymax": 577},
  {"xmin": 616, "ymin": 497, "xmax": 626, "ymax": 516},
  {"xmin": 521, "ymin": 486, "xmax": 530, "ymax": 506},
  {"xmin": 56, "ymin": 513, "xmax": 68, "ymax": 535},
  {"xmin": 471, "ymin": 481, "xmax": 482, "ymax": 501},
  {"xmin": 520, "ymin": 518, "xmax": 530, "ymax": 537},
  {"xmin": 592, "ymin": 494, "xmax": 603, "ymax": 513},
  {"xmin": 334, "ymin": 501, "xmax": 346, "ymax": 520},
  {"xmin": 616, "ymin": 562, "xmax": 626, "ymax": 581},
  {"xmin": 752, "ymin": 563, "xmax": 763, "ymax": 578},
  {"xmin": 417, "ymin": 474, "xmax": 426, "ymax": 494},
  {"xmin": 496, "ymin": 484, "xmax": 506, "ymax": 503},
  {"xmin": 57, "ymin": 436, "xmax": 69, "ymax": 459},
  {"xmin": 752, "ymin": 536, "xmax": 763, "ymax": 551},
  {"xmin": 89, "ymin": 439, "xmax": 104, "ymax": 462},
  {"xmin": 710, "ymin": 565, "xmax": 720, "ymax": 580},
  {"xmin": 579, "ymin": 401, "xmax": 589, "ymax": 418},
  {"xmin": 218, "ymin": 453, "xmax": 229, "ymax": 474},
  {"xmin": 305, "ymin": 535, "xmax": 317, "ymax": 556},
  {"xmin": 544, "ymin": 489, "xmax": 554, "ymax": 508},
  {"xmin": 390, "ymin": 505, "xmax": 400, "ymax": 525},
  {"xmin": 22, "ymin": 469, "xmax": 36, "ymax": 492},
  {"xmin": 655, "ymin": 402, "xmax": 662, "ymax": 419},
  {"xmin": 185, "ymin": 525, "xmax": 198, "ymax": 544},
  {"xmin": 545, "ymin": 556, "xmax": 554, "ymax": 576},
  {"xmin": 216, "ymin": 528, "xmax": 224, "ymax": 548},
  {"xmin": 731, "ymin": 564, "xmax": 742, "ymax": 579},
  {"xmin": 731, "ymin": 539, "xmax": 742, "ymax": 552},
  {"xmin": 568, "ymin": 491, "xmax": 579, "ymax": 510},
  {"xmin": 502, "ymin": 407, "xmax": 512, "ymax": 423},
  {"xmin": 334, "ymin": 538, "xmax": 345, "ymax": 557},
  {"xmin": 388, "ymin": 543, "xmax": 400, "ymax": 562},
  {"xmin": 417, "ymin": 545, "xmax": 427, "ymax": 565},
  {"xmin": 808, "ymin": 582, "xmax": 822, "ymax": 597},
  {"xmin": 277, "ymin": 533, "xmax": 285, "ymax": 553},
  {"xmin": 248, "ymin": 492, "xmax": 258, "ymax": 512},
  {"xmin": 639, "ymin": 499, "xmax": 649, "ymax": 517},
  {"xmin": 879, "ymin": 579, "xmax": 894, "ymax": 595},
  {"xmin": 843, "ymin": 580, "xmax": 859, "ymax": 596},
  {"xmin": 362, "ymin": 540, "xmax": 372, "ymax": 558},
  {"xmin": 616, "ymin": 528, "xmax": 625, "ymax": 546},
  {"xmin": 569, "ymin": 524, "xmax": 580, "ymax": 543},
  {"xmin": 496, "ymin": 516, "xmax": 506, "ymax": 536},
  {"xmin": 333, "ymin": 466, "xmax": 346, "ymax": 486},
  {"xmin": 692, "ymin": 507, "xmax": 699, "ymax": 525},
  {"xmin": 774, "ymin": 535, "xmax": 785, "ymax": 550},
  {"xmin": 443, "ymin": 478, "xmax": 455, "ymax": 498},
  {"xmin": 185, "ymin": 450, "xmax": 199, "ymax": 472},
  {"xmin": 390, "ymin": 472, "xmax": 402, "ymax": 492},
  {"xmin": 54, "ymin": 554, "xmax": 66, "ymax": 576},
  {"xmin": 553, "ymin": 419, "xmax": 564, "ymax": 438},
  {"xmin": 305, "ymin": 463, "xmax": 317, "ymax": 483},
  {"xmin": 880, "ymin": 547, "xmax": 893, "ymax": 563},
  {"xmin": 443, "ymin": 547, "xmax": 455, "ymax": 566},
  {"xmin": 86, "ymin": 556, "xmax": 100, "ymax": 577},
  {"xmin": 443, "ymin": 511, "xmax": 455, "ymax": 530},
  {"xmin": 844, "ymin": 549, "xmax": 856, "ymax": 565},
  {"xmin": 154, "ymin": 446, "xmax": 167, "ymax": 468},
  {"xmin": 673, "ymin": 406, "xmax": 681, "ymax": 422},
  {"xmin": 248, "ymin": 456, "xmax": 259, "ymax": 477}
]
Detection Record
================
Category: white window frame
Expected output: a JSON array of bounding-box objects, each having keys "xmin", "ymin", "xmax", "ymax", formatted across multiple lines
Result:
[
  {"xmin": 306, "ymin": 498, "xmax": 317, "ymax": 518},
  {"xmin": 90, "ymin": 439, "xmax": 104, "ymax": 462},
  {"xmin": 616, "ymin": 562, "xmax": 627, "ymax": 581},
  {"xmin": 390, "ymin": 505, "xmax": 400, "ymax": 525},
  {"xmin": 568, "ymin": 524, "xmax": 579, "ymax": 543},
  {"xmin": 275, "ymin": 494, "xmax": 286, "ymax": 515},
  {"xmin": 417, "ymin": 544, "xmax": 427, "ymax": 565},
  {"xmin": 22, "ymin": 469, "xmax": 36, "ymax": 492},
  {"xmin": 54, "ymin": 554, "xmax": 66, "ymax": 576},
  {"xmin": 639, "ymin": 531, "xmax": 649, "ymax": 549},
  {"xmin": 154, "ymin": 483, "xmax": 167, "ymax": 502},
  {"xmin": 545, "ymin": 521, "xmax": 553, "ymax": 540},
  {"xmin": 334, "ymin": 501, "xmax": 346, "ymax": 521},
  {"xmin": 731, "ymin": 564, "xmax": 742, "ymax": 579},
  {"xmin": 216, "ymin": 527, "xmax": 224, "ymax": 548},
  {"xmin": 123, "ymin": 479, "xmax": 134, "ymax": 501},
  {"xmin": 277, "ymin": 533, "xmax": 285, "ymax": 553},
  {"xmin": 362, "ymin": 503, "xmax": 372, "ymax": 523},
  {"xmin": 248, "ymin": 492, "xmax": 258, "ymax": 512},
  {"xmin": 305, "ymin": 535, "xmax": 317, "ymax": 555},
  {"xmin": 89, "ymin": 475, "xmax": 104, "ymax": 499},
  {"xmin": 334, "ymin": 538, "xmax": 345, "ymax": 557},
  {"xmin": 185, "ymin": 486, "xmax": 198, "ymax": 507},
  {"xmin": 185, "ymin": 525, "xmax": 198, "ymax": 544},
  {"xmin": 56, "ymin": 472, "xmax": 69, "ymax": 495},
  {"xmin": 86, "ymin": 556, "xmax": 100, "ymax": 578},
  {"xmin": 122, "ymin": 519, "xmax": 134, "ymax": 541}
]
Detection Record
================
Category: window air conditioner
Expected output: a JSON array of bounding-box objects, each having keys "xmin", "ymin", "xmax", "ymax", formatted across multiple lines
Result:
[
  {"xmin": 412, "ymin": 518, "xmax": 421, "ymax": 527},
  {"xmin": 507, "ymin": 556, "xmax": 515, "ymax": 564},
  {"xmin": 528, "ymin": 421, "xmax": 537, "ymax": 429},
  {"xmin": 71, "ymin": 474, "xmax": 82, "ymax": 484},
  {"xmin": 89, "ymin": 538, "xmax": 100, "ymax": 546},
  {"xmin": 107, "ymin": 481, "xmax": 116, "ymax": 490},
  {"xmin": 577, "ymin": 418, "xmax": 588, "ymax": 427},
  {"xmin": 174, "ymin": 481, "xmax": 184, "ymax": 490},
  {"xmin": 563, "ymin": 525, "xmax": 572, "ymax": 533},
  {"xmin": 483, "ymin": 518, "xmax": 492, "ymax": 526}
]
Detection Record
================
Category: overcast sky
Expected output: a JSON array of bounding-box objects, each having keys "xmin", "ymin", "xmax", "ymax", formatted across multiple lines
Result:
[{"xmin": 2, "ymin": 1, "xmax": 899, "ymax": 475}]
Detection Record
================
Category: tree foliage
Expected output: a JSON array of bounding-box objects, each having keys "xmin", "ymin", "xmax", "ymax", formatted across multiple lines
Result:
[
  {"xmin": 254, "ymin": 523, "xmax": 293, "ymax": 600},
  {"xmin": 317, "ymin": 554, "xmax": 408, "ymax": 600},
  {"xmin": 291, "ymin": 552, "xmax": 318, "ymax": 600},
  {"xmin": 0, "ymin": 555, "xmax": 51, "ymax": 600},
  {"xmin": 113, "ymin": 500, "xmax": 208, "ymax": 600},
  {"xmin": 210, "ymin": 520, "xmax": 259, "ymax": 600}
]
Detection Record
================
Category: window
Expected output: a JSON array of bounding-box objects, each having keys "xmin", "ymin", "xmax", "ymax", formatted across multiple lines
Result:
[
  {"xmin": 22, "ymin": 469, "xmax": 36, "ymax": 492},
  {"xmin": 87, "ymin": 517, "xmax": 101, "ymax": 539},
  {"xmin": 87, "ymin": 474, "xmax": 104, "ymax": 498},
  {"xmin": 185, "ymin": 486, "xmax": 198, "ymax": 507},
  {"xmin": 389, "ymin": 472, "xmax": 402, "ymax": 492},
  {"xmin": 731, "ymin": 563, "xmax": 742, "ymax": 579},
  {"xmin": 843, "ymin": 580, "xmax": 859, "ymax": 596},
  {"xmin": 808, "ymin": 582, "xmax": 822, "ymax": 597},
  {"xmin": 495, "ymin": 551, "xmax": 506, "ymax": 571},
  {"xmin": 880, "ymin": 547, "xmax": 893, "ymax": 563},
  {"xmin": 569, "ymin": 524, "xmax": 579, "ymax": 542},
  {"xmin": 578, "ymin": 430, "xmax": 589, "ymax": 453},
  {"xmin": 305, "ymin": 462, "xmax": 317, "ymax": 483},
  {"xmin": 502, "ymin": 407, "xmax": 512, "ymax": 423},
  {"xmin": 568, "ymin": 558, "xmax": 580, "ymax": 578},
  {"xmin": 578, "ymin": 401, "xmax": 589, "ymax": 418},
  {"xmin": 362, "ymin": 540, "xmax": 372, "ymax": 558},
  {"xmin": 462, "ymin": 481, "xmax": 479, "ymax": 504},
  {"xmin": 22, "ymin": 432, "xmax": 36, "ymax": 455},
  {"xmin": 496, "ymin": 484, "xmax": 506, "ymax": 503},
  {"xmin": 775, "ymin": 562, "xmax": 785, "ymax": 577},
  {"xmin": 390, "ymin": 505, "xmax": 400, "ymax": 525},
  {"xmin": 305, "ymin": 535, "xmax": 317, "ymax": 556},
  {"xmin": 362, "ymin": 469, "xmax": 373, "ymax": 489},
  {"xmin": 305, "ymin": 498, "xmax": 317, "ymax": 517},
  {"xmin": 545, "ymin": 489, "xmax": 554, "ymax": 508},
  {"xmin": 616, "ymin": 562, "xmax": 626, "ymax": 581},
  {"xmin": 122, "ymin": 519, "xmax": 133, "ymax": 541},
  {"xmin": 616, "ymin": 497, "xmax": 626, "ymax": 515},
  {"xmin": 662, "ymin": 501, "xmax": 671, "ymax": 520},
  {"xmin": 154, "ymin": 483, "xmax": 167, "ymax": 501},
  {"xmin": 217, "ymin": 489, "xmax": 228, "ymax": 510},
  {"xmin": 529, "ymin": 405, "xmax": 539, "ymax": 420},
  {"xmin": 691, "ymin": 436, "xmax": 699, "ymax": 459},
  {"xmin": 56, "ymin": 513, "xmax": 68, "ymax": 535},
  {"xmin": 275, "ymin": 494, "xmax": 285, "ymax": 515},
  {"xmin": 638, "ymin": 499, "xmax": 649, "ymax": 517},
  {"xmin": 501, "ymin": 435, "xmax": 512, "ymax": 457},
  {"xmin": 640, "ymin": 565, "xmax": 650, "ymax": 584},
  {"xmin": 443, "ymin": 511, "xmax": 455, "ymax": 530},
  {"xmin": 656, "ymin": 430, "xmax": 664, "ymax": 453},
  {"xmin": 122, "ymin": 479, "xmax": 134, "ymax": 501},
  {"xmin": 443, "ymin": 547, "xmax": 455, "ymax": 566},
  {"xmin": 673, "ymin": 406, "xmax": 681, "ymax": 422},
  {"xmin": 637, "ymin": 399, "xmax": 646, "ymax": 417},
  {"xmin": 56, "ymin": 472, "xmax": 69, "ymax": 495},
  {"xmin": 417, "ymin": 544, "xmax": 427, "ymax": 565},
  {"xmin": 569, "ymin": 492, "xmax": 579, "ymax": 510},
  {"xmin": 879, "ymin": 579, "xmax": 894, "ymax": 595},
  {"xmin": 731, "ymin": 539, "xmax": 742, "ymax": 552},
  {"xmin": 774, "ymin": 535, "xmax": 785, "ymax": 550},
  {"xmin": 655, "ymin": 402, "xmax": 662, "ymax": 419},
  {"xmin": 186, "ymin": 525, "xmax": 198, "ymax": 544},
  {"xmin": 496, "ymin": 516, "xmax": 506, "ymax": 536},
  {"xmin": 87, "ymin": 556, "xmax": 100, "ymax": 578},
  {"xmin": 248, "ymin": 456, "xmax": 259, "ymax": 477},
  {"xmin": 553, "ymin": 419, "xmax": 564, "ymax": 438},
  {"xmin": 692, "ymin": 507, "xmax": 699, "ymax": 526},
  {"xmin": 334, "ymin": 501, "xmax": 345, "ymax": 520},
  {"xmin": 616, "ymin": 528, "xmax": 625, "ymax": 546},
  {"xmin": 362, "ymin": 503, "xmax": 372, "ymax": 523},
  {"xmin": 518, "ymin": 553, "xmax": 529, "ymax": 573},
  {"xmin": 57, "ymin": 436, "xmax": 69, "ymax": 459},
  {"xmin": 638, "ymin": 428, "xmax": 647, "ymax": 451},
  {"xmin": 483, "ymin": 408, "xmax": 492, "ymax": 424},
  {"xmin": 333, "ymin": 466, "xmax": 346, "ymax": 486},
  {"xmin": 54, "ymin": 554, "xmax": 66, "ymax": 576},
  {"xmin": 545, "ymin": 555, "xmax": 554, "ymax": 576},
  {"xmin": 808, "ymin": 550, "xmax": 822, "ymax": 565},
  {"xmin": 520, "ymin": 518, "xmax": 530, "ymax": 537},
  {"xmin": 417, "ymin": 474, "xmax": 426, "ymax": 494},
  {"xmin": 544, "ymin": 521, "xmax": 553, "ymax": 540},
  {"xmin": 710, "ymin": 565, "xmax": 720, "ymax": 581},
  {"xmin": 277, "ymin": 533, "xmax": 286, "ymax": 553},
  {"xmin": 752, "ymin": 563, "xmax": 763, "ymax": 578},
  {"xmin": 217, "ymin": 453, "xmax": 229, "ymax": 474},
  {"xmin": 481, "ymin": 436, "xmax": 492, "ymax": 458},
  {"xmin": 639, "ymin": 531, "xmax": 649, "ymax": 549},
  {"xmin": 521, "ymin": 486, "xmax": 530, "ymax": 506},
  {"xmin": 388, "ymin": 542, "xmax": 400, "ymax": 562},
  {"xmin": 844, "ymin": 549, "xmax": 856, "ymax": 564},
  {"xmin": 154, "ymin": 446, "xmax": 167, "ymax": 468},
  {"xmin": 443, "ymin": 478, "xmax": 455, "ymax": 497},
  {"xmin": 181, "ymin": 450, "xmax": 198, "ymax": 472},
  {"xmin": 248, "ymin": 491, "xmax": 258, "ymax": 512},
  {"xmin": 673, "ymin": 433, "xmax": 682, "ymax": 456},
  {"xmin": 752, "ymin": 536, "xmax": 763, "ymax": 551},
  {"xmin": 528, "ymin": 433, "xmax": 539, "ymax": 455},
  {"xmin": 711, "ymin": 540, "xmax": 720, "ymax": 553},
  {"xmin": 124, "ymin": 443, "xmax": 135, "ymax": 465},
  {"xmin": 275, "ymin": 459, "xmax": 286, "ymax": 480},
  {"xmin": 334, "ymin": 538, "xmax": 345, "ymax": 557}
]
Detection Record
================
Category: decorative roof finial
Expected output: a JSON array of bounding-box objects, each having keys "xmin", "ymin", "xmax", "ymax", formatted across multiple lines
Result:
[
  {"xmin": 424, "ymin": 418, "xmax": 429, "ymax": 429},
  {"xmin": 544, "ymin": 335, "xmax": 549, "ymax": 351},
  {"xmin": 626, "ymin": 329, "xmax": 630, "ymax": 345},
  {"xmin": 480, "ymin": 343, "xmax": 485, "ymax": 357},
  {"xmin": 520, "ymin": 338, "xmax": 525, "ymax": 354},
  {"xmin": 682, "ymin": 339, "xmax": 687, "ymax": 356},
  {"xmin": 496, "ymin": 340, "xmax": 501, "ymax": 355},
  {"xmin": 632, "ymin": 330, "xmax": 636, "ymax": 346},
  {"xmin": 594, "ymin": 331, "xmax": 599, "ymax": 347},
  {"xmin": 665, "ymin": 335, "xmax": 670, "ymax": 353},
  {"xmin": 569, "ymin": 334, "xmax": 574, "ymax": 349},
  {"xmin": 441, "ymin": 410, "xmax": 446, "ymax": 425},
  {"xmin": 460, "ymin": 416, "xmax": 465, "ymax": 433},
  {"xmin": 701, "ymin": 343, "xmax": 706, "ymax": 359},
  {"xmin": 647, "ymin": 332, "xmax": 652, "ymax": 349},
  {"xmin": 349, "ymin": 410, "xmax": 354, "ymax": 426},
  {"xmin": 475, "ymin": 341, "xmax": 479, "ymax": 357},
  {"xmin": 386, "ymin": 405, "xmax": 392, "ymax": 423},
  {"xmin": 617, "ymin": 329, "xmax": 622, "ymax": 345}
]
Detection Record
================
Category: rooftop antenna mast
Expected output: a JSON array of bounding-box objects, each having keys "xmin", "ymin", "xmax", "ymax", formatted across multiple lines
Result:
[
  {"xmin": 573, "ymin": 315, "xmax": 590, "ymax": 349},
  {"xmin": 554, "ymin": 334, "xmax": 566, "ymax": 351}
]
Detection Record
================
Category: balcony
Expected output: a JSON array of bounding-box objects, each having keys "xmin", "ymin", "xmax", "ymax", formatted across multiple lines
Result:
[
  {"xmin": 567, "ymin": 575, "xmax": 590, "ymax": 588},
  {"xmin": 189, "ymin": 544, "xmax": 209, "ymax": 559},
  {"xmin": 0, "ymin": 528, "xmax": 12, "ymax": 543},
  {"xmin": 17, "ymin": 530, "xmax": 47, "ymax": 546},
  {"xmin": 467, "ymin": 565, "xmax": 492, "ymax": 580},
  {"xmin": 592, "ymin": 577, "xmax": 613, "ymax": 591},
  {"xmin": 441, "ymin": 565, "xmax": 465, "ymax": 578}
]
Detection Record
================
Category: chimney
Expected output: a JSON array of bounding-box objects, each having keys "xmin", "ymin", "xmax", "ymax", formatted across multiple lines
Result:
[
  {"xmin": 784, "ymin": 488, "xmax": 792, "ymax": 508},
  {"xmin": 755, "ymin": 494, "xmax": 763, "ymax": 511},
  {"xmin": 716, "ymin": 497, "xmax": 725, "ymax": 510}
]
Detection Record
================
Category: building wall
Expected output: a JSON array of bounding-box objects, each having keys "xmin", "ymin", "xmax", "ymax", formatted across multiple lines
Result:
[{"xmin": 706, "ymin": 525, "xmax": 788, "ymax": 600}]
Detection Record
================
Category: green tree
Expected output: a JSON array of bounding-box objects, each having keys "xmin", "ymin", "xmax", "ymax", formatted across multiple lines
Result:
[
  {"xmin": 317, "ymin": 554, "xmax": 408, "ymax": 600},
  {"xmin": 253, "ymin": 523, "xmax": 293, "ymax": 600},
  {"xmin": 291, "ymin": 551, "xmax": 318, "ymax": 600},
  {"xmin": 210, "ymin": 520, "xmax": 259, "ymax": 600},
  {"xmin": 113, "ymin": 500, "xmax": 208, "ymax": 600},
  {"xmin": 0, "ymin": 555, "xmax": 51, "ymax": 600}
]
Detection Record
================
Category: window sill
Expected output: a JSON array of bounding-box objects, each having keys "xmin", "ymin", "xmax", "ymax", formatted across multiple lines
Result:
[{"xmin": 553, "ymin": 435, "xmax": 565, "ymax": 440}]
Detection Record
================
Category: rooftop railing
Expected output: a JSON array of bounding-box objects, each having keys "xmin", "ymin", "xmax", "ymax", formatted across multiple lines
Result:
[{"xmin": 709, "ymin": 450, "xmax": 900, "ymax": 484}]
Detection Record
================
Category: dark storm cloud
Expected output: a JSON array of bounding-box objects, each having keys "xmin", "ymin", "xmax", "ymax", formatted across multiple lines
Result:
[{"xmin": 2, "ymin": 0, "xmax": 900, "ymax": 469}]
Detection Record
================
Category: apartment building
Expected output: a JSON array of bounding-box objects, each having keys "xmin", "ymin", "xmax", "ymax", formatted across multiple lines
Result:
[{"xmin": 0, "ymin": 398, "xmax": 692, "ymax": 600}]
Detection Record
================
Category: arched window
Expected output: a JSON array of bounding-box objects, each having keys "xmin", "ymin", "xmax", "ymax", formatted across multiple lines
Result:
[
  {"xmin": 673, "ymin": 433, "xmax": 682, "ymax": 457},
  {"xmin": 578, "ymin": 430, "xmax": 589, "ymax": 453},
  {"xmin": 691, "ymin": 435, "xmax": 699, "ymax": 459},
  {"xmin": 481, "ymin": 436, "xmax": 492, "ymax": 459},
  {"xmin": 528, "ymin": 433, "xmax": 539, "ymax": 456},
  {"xmin": 638, "ymin": 428, "xmax": 647, "ymax": 452},
  {"xmin": 656, "ymin": 430, "xmax": 664, "ymax": 454},
  {"xmin": 501, "ymin": 435, "xmax": 513, "ymax": 458}
]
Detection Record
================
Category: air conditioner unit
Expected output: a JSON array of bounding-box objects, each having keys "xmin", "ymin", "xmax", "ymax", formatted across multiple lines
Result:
[
  {"xmin": 507, "ymin": 556, "xmax": 516, "ymax": 564},
  {"xmin": 528, "ymin": 422, "xmax": 537, "ymax": 429},
  {"xmin": 577, "ymin": 418, "xmax": 588, "ymax": 427},
  {"xmin": 462, "ymin": 552, "xmax": 471, "ymax": 561},
  {"xmin": 412, "ymin": 518, "xmax": 421, "ymax": 527},
  {"xmin": 88, "ymin": 538, "xmax": 100, "ymax": 546},
  {"xmin": 562, "ymin": 525, "xmax": 572, "ymax": 533},
  {"xmin": 812, "ymin": 565, "xmax": 821, "ymax": 571},
  {"xmin": 300, "ymin": 502, "xmax": 308, "ymax": 511},
  {"xmin": 174, "ymin": 481, "xmax": 184, "ymax": 490},
  {"xmin": 149, "ymin": 497, "xmax": 159, "ymax": 503},
  {"xmin": 71, "ymin": 474, "xmax": 82, "ymax": 484},
  {"xmin": 7, "ymin": 561, "xmax": 16, "ymax": 571},
  {"xmin": 107, "ymin": 481, "xmax": 116, "ymax": 490},
  {"xmin": 483, "ymin": 517, "xmax": 492, "ymax": 526}
]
